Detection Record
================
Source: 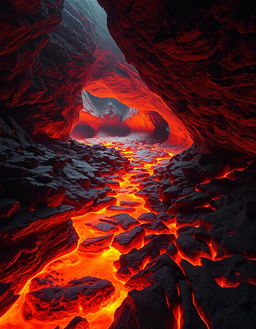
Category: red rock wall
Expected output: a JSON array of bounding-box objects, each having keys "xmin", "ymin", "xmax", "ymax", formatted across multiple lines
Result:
[
  {"xmin": 98, "ymin": 0, "xmax": 256, "ymax": 155},
  {"xmin": 0, "ymin": 0, "xmax": 95, "ymax": 140}
]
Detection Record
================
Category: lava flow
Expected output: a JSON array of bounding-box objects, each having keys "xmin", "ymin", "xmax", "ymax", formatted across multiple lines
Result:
[
  {"xmin": 0, "ymin": 138, "xmax": 175, "ymax": 329},
  {"xmin": 0, "ymin": 137, "xmax": 249, "ymax": 329}
]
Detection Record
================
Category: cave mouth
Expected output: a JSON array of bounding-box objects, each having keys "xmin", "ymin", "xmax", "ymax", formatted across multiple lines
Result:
[{"xmin": 71, "ymin": 91, "xmax": 170, "ymax": 143}]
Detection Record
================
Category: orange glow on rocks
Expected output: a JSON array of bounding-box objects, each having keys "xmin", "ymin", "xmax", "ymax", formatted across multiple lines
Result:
[
  {"xmin": 0, "ymin": 137, "xmax": 252, "ymax": 329},
  {"xmin": 214, "ymin": 277, "xmax": 240, "ymax": 288},
  {"xmin": 0, "ymin": 138, "xmax": 175, "ymax": 329},
  {"xmin": 173, "ymin": 303, "xmax": 184, "ymax": 329},
  {"xmin": 191, "ymin": 293, "xmax": 211, "ymax": 329}
]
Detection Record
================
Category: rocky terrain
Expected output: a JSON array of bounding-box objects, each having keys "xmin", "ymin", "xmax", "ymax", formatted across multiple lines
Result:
[
  {"xmin": 0, "ymin": 117, "xmax": 128, "ymax": 316},
  {"xmin": 110, "ymin": 143, "xmax": 256, "ymax": 329}
]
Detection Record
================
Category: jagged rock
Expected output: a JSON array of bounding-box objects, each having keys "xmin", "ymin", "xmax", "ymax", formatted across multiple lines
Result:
[
  {"xmin": 0, "ymin": 206, "xmax": 75, "ymax": 245},
  {"xmin": 140, "ymin": 220, "xmax": 170, "ymax": 234},
  {"xmin": 108, "ymin": 213, "xmax": 139, "ymax": 230},
  {"xmin": 109, "ymin": 285, "xmax": 174, "ymax": 329},
  {"xmin": 107, "ymin": 205, "xmax": 135, "ymax": 212},
  {"xmin": 112, "ymin": 226, "xmax": 145, "ymax": 253},
  {"xmin": 168, "ymin": 191, "xmax": 211, "ymax": 214},
  {"xmin": 0, "ymin": 199, "xmax": 21, "ymax": 219},
  {"xmin": 201, "ymin": 256, "xmax": 256, "ymax": 285},
  {"xmin": 0, "ymin": 220, "xmax": 78, "ymax": 316},
  {"xmin": 176, "ymin": 230, "xmax": 211, "ymax": 260},
  {"xmin": 99, "ymin": 1, "xmax": 256, "ymax": 155},
  {"xmin": 115, "ymin": 234, "xmax": 174, "ymax": 280},
  {"xmin": 179, "ymin": 280, "xmax": 208, "ymax": 329},
  {"xmin": 183, "ymin": 261, "xmax": 256, "ymax": 329},
  {"xmin": 197, "ymin": 178, "xmax": 238, "ymax": 197},
  {"xmin": 120, "ymin": 201, "xmax": 142, "ymax": 207},
  {"xmin": 86, "ymin": 221, "xmax": 119, "ymax": 233},
  {"xmin": 162, "ymin": 185, "xmax": 182, "ymax": 203},
  {"xmin": 138, "ymin": 212, "xmax": 156, "ymax": 222},
  {"xmin": 125, "ymin": 254, "xmax": 183, "ymax": 290},
  {"xmin": 23, "ymin": 276, "xmax": 115, "ymax": 321},
  {"xmin": 64, "ymin": 316, "xmax": 89, "ymax": 329},
  {"xmin": 78, "ymin": 234, "xmax": 114, "ymax": 254},
  {"xmin": 92, "ymin": 196, "xmax": 117, "ymax": 211}
]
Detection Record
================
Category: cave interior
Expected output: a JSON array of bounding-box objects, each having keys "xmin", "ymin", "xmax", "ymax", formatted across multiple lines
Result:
[{"xmin": 0, "ymin": 0, "xmax": 256, "ymax": 329}]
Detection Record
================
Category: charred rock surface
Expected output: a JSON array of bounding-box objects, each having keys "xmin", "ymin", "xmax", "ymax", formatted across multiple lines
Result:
[{"xmin": 23, "ymin": 276, "xmax": 115, "ymax": 321}]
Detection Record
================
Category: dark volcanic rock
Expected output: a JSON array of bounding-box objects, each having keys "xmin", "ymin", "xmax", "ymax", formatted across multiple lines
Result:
[
  {"xmin": 86, "ymin": 221, "xmax": 119, "ymax": 233},
  {"xmin": 183, "ymin": 261, "xmax": 256, "ymax": 329},
  {"xmin": 0, "ymin": 117, "xmax": 129, "ymax": 316},
  {"xmin": 112, "ymin": 226, "xmax": 145, "ymax": 253},
  {"xmin": 92, "ymin": 196, "xmax": 117, "ymax": 211},
  {"xmin": 201, "ymin": 255, "xmax": 256, "ymax": 286},
  {"xmin": 120, "ymin": 200, "xmax": 142, "ymax": 207},
  {"xmin": 64, "ymin": 316, "xmax": 89, "ymax": 329},
  {"xmin": 108, "ymin": 213, "xmax": 139, "ymax": 230},
  {"xmin": 78, "ymin": 234, "xmax": 114, "ymax": 254},
  {"xmin": 140, "ymin": 219, "xmax": 170, "ymax": 234},
  {"xmin": 0, "ymin": 199, "xmax": 21, "ymax": 219},
  {"xmin": 168, "ymin": 191, "xmax": 211, "ymax": 214},
  {"xmin": 0, "ymin": 220, "xmax": 78, "ymax": 316},
  {"xmin": 176, "ymin": 230, "xmax": 211, "ymax": 260},
  {"xmin": 125, "ymin": 254, "xmax": 183, "ymax": 291},
  {"xmin": 110, "ymin": 285, "xmax": 173, "ymax": 329},
  {"xmin": 107, "ymin": 205, "xmax": 135, "ymax": 212},
  {"xmin": 179, "ymin": 280, "xmax": 208, "ymax": 329},
  {"xmin": 115, "ymin": 234, "xmax": 174, "ymax": 280},
  {"xmin": 23, "ymin": 276, "xmax": 115, "ymax": 321},
  {"xmin": 138, "ymin": 212, "xmax": 156, "ymax": 222}
]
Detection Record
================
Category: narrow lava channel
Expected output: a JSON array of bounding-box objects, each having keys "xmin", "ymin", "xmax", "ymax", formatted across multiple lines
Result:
[{"xmin": 0, "ymin": 138, "xmax": 174, "ymax": 328}]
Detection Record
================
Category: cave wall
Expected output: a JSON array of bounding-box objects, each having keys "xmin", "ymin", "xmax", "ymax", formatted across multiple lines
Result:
[
  {"xmin": 0, "ymin": 0, "xmax": 133, "ymax": 316},
  {"xmin": 98, "ymin": 0, "xmax": 256, "ymax": 154},
  {"xmin": 0, "ymin": 0, "xmax": 95, "ymax": 140}
]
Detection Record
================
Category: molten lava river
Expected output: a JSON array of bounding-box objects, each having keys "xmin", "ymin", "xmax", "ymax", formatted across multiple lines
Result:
[{"xmin": 0, "ymin": 138, "xmax": 225, "ymax": 329}]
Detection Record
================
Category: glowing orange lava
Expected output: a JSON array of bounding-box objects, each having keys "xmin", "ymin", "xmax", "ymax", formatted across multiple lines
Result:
[
  {"xmin": 0, "ymin": 137, "xmax": 239, "ymax": 329},
  {"xmin": 0, "ymin": 138, "xmax": 174, "ymax": 329}
]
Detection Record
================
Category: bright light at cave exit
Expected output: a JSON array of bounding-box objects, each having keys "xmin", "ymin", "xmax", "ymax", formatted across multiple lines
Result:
[{"xmin": 0, "ymin": 136, "xmax": 223, "ymax": 329}]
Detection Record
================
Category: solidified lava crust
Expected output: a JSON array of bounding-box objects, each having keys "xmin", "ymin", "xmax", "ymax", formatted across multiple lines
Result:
[{"xmin": 1, "ymin": 137, "xmax": 256, "ymax": 329}]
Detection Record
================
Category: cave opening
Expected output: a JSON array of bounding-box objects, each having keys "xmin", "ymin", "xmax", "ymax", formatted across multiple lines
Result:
[
  {"xmin": 71, "ymin": 91, "xmax": 170, "ymax": 143},
  {"xmin": 0, "ymin": 0, "xmax": 256, "ymax": 329}
]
